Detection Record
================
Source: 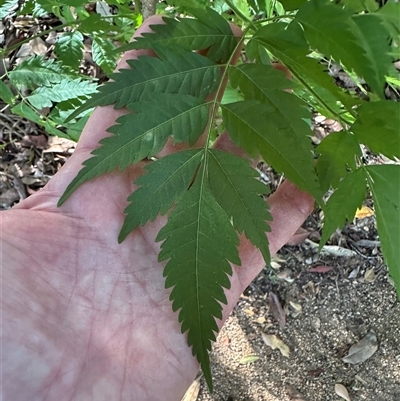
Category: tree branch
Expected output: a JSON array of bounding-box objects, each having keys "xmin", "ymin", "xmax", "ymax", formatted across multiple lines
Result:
[{"xmin": 140, "ymin": 0, "xmax": 157, "ymax": 20}]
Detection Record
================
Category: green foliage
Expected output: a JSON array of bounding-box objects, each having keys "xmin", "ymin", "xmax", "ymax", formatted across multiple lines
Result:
[
  {"xmin": 67, "ymin": 45, "xmax": 221, "ymax": 120},
  {"xmin": 157, "ymin": 167, "xmax": 241, "ymax": 391},
  {"xmin": 316, "ymin": 131, "xmax": 362, "ymax": 192},
  {"xmin": 207, "ymin": 149, "xmax": 271, "ymax": 261},
  {"xmin": 1, "ymin": 2, "xmax": 140, "ymax": 140},
  {"xmin": 59, "ymin": 94, "xmax": 212, "ymax": 205},
  {"xmin": 2, "ymin": 0, "xmax": 399, "ymax": 390},
  {"xmin": 54, "ymin": 31, "xmax": 84, "ymax": 69},
  {"xmin": 352, "ymin": 101, "xmax": 400, "ymax": 159},
  {"xmin": 321, "ymin": 164, "xmax": 400, "ymax": 297},
  {"xmin": 366, "ymin": 165, "xmax": 400, "ymax": 295},
  {"xmin": 8, "ymin": 56, "xmax": 78, "ymax": 89},
  {"xmin": 0, "ymin": 80, "xmax": 15, "ymax": 104},
  {"xmin": 119, "ymin": 149, "xmax": 204, "ymax": 241},
  {"xmin": 116, "ymin": 7, "xmax": 239, "ymax": 62},
  {"xmin": 221, "ymin": 63, "xmax": 323, "ymax": 200},
  {"xmin": 320, "ymin": 167, "xmax": 367, "ymax": 246},
  {"xmin": 0, "ymin": 0, "xmax": 18, "ymax": 18},
  {"xmin": 252, "ymin": 22, "xmax": 360, "ymax": 115},
  {"xmin": 27, "ymin": 78, "xmax": 97, "ymax": 109},
  {"xmin": 92, "ymin": 36, "xmax": 118, "ymax": 74},
  {"xmin": 295, "ymin": 0, "xmax": 391, "ymax": 97}
]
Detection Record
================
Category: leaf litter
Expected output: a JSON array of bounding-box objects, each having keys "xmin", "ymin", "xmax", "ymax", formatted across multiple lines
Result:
[
  {"xmin": 335, "ymin": 383, "xmax": 351, "ymax": 401},
  {"xmin": 342, "ymin": 331, "xmax": 378, "ymax": 364},
  {"xmin": 268, "ymin": 291, "xmax": 286, "ymax": 328},
  {"xmin": 261, "ymin": 332, "xmax": 290, "ymax": 358}
]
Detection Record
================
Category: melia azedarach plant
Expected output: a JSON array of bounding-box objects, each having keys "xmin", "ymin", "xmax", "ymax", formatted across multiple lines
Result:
[{"xmin": 58, "ymin": 1, "xmax": 400, "ymax": 390}]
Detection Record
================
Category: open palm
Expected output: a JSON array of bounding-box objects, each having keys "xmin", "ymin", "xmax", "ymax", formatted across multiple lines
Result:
[{"xmin": 1, "ymin": 17, "xmax": 314, "ymax": 401}]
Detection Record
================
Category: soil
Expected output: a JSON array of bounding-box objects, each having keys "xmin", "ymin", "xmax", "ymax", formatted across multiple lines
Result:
[{"xmin": 196, "ymin": 236, "xmax": 400, "ymax": 401}]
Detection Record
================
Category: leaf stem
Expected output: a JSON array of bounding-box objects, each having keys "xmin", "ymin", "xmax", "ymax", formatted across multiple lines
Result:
[
  {"xmin": 204, "ymin": 26, "xmax": 253, "ymax": 153},
  {"xmin": 252, "ymin": 13, "xmax": 295, "ymax": 25}
]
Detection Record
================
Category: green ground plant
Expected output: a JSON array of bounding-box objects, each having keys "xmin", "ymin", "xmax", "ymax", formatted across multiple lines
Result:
[{"xmin": 1, "ymin": 0, "xmax": 399, "ymax": 390}]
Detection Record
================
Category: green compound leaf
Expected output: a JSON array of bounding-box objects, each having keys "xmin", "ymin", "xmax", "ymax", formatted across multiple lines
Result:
[
  {"xmin": 26, "ymin": 78, "xmax": 97, "ymax": 109},
  {"xmin": 227, "ymin": 63, "xmax": 320, "ymax": 202},
  {"xmin": 117, "ymin": 7, "xmax": 238, "ymax": 63},
  {"xmin": 11, "ymin": 103, "xmax": 70, "ymax": 139},
  {"xmin": 54, "ymin": 31, "xmax": 84, "ymax": 70},
  {"xmin": 0, "ymin": 80, "xmax": 15, "ymax": 104},
  {"xmin": 119, "ymin": 149, "xmax": 204, "ymax": 243},
  {"xmin": 376, "ymin": 0, "xmax": 400, "ymax": 38},
  {"xmin": 67, "ymin": 44, "xmax": 221, "ymax": 121},
  {"xmin": 316, "ymin": 131, "xmax": 362, "ymax": 192},
  {"xmin": 226, "ymin": 0, "xmax": 251, "ymax": 21},
  {"xmin": 279, "ymin": 0, "xmax": 307, "ymax": 10},
  {"xmin": 8, "ymin": 56, "xmax": 79, "ymax": 89},
  {"xmin": 92, "ymin": 36, "xmax": 117, "ymax": 75},
  {"xmin": 295, "ymin": 0, "xmax": 391, "ymax": 98},
  {"xmin": 221, "ymin": 100, "xmax": 322, "ymax": 202},
  {"xmin": 340, "ymin": 0, "xmax": 379, "ymax": 13},
  {"xmin": 0, "ymin": 0, "xmax": 18, "ymax": 19},
  {"xmin": 253, "ymin": 22, "xmax": 359, "ymax": 112},
  {"xmin": 79, "ymin": 13, "xmax": 115, "ymax": 35},
  {"xmin": 208, "ymin": 149, "xmax": 271, "ymax": 262},
  {"xmin": 352, "ymin": 101, "xmax": 400, "ymax": 160},
  {"xmin": 157, "ymin": 163, "xmax": 241, "ymax": 391},
  {"xmin": 320, "ymin": 167, "xmax": 367, "ymax": 246},
  {"xmin": 230, "ymin": 63, "xmax": 295, "ymax": 92},
  {"xmin": 366, "ymin": 165, "xmax": 400, "ymax": 298},
  {"xmin": 58, "ymin": 95, "xmax": 211, "ymax": 205},
  {"xmin": 351, "ymin": 13, "xmax": 392, "ymax": 95}
]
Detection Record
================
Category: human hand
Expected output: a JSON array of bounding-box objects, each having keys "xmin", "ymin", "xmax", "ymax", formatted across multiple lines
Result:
[{"xmin": 1, "ymin": 16, "xmax": 314, "ymax": 401}]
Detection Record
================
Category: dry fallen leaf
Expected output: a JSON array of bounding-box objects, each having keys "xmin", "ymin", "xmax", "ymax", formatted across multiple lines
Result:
[
  {"xmin": 355, "ymin": 205, "xmax": 374, "ymax": 219},
  {"xmin": 261, "ymin": 332, "xmax": 290, "ymax": 357},
  {"xmin": 348, "ymin": 266, "xmax": 360, "ymax": 279},
  {"xmin": 244, "ymin": 308, "xmax": 255, "ymax": 316},
  {"xmin": 239, "ymin": 354, "xmax": 260, "ymax": 364},
  {"xmin": 254, "ymin": 316, "xmax": 266, "ymax": 324},
  {"xmin": 268, "ymin": 292, "xmax": 286, "ymax": 328},
  {"xmin": 286, "ymin": 384, "xmax": 309, "ymax": 401},
  {"xmin": 276, "ymin": 268, "xmax": 293, "ymax": 280},
  {"xmin": 320, "ymin": 245, "xmax": 357, "ymax": 258},
  {"xmin": 289, "ymin": 301, "xmax": 302, "ymax": 317},
  {"xmin": 270, "ymin": 255, "xmax": 286, "ymax": 270},
  {"xmin": 181, "ymin": 377, "xmax": 201, "ymax": 401},
  {"xmin": 44, "ymin": 136, "xmax": 76, "ymax": 154},
  {"xmin": 335, "ymin": 383, "xmax": 351, "ymax": 401},
  {"xmin": 342, "ymin": 331, "xmax": 378, "ymax": 364},
  {"xmin": 364, "ymin": 268, "xmax": 375, "ymax": 283},
  {"xmin": 307, "ymin": 367, "xmax": 323, "ymax": 377},
  {"xmin": 270, "ymin": 260, "xmax": 281, "ymax": 270},
  {"xmin": 30, "ymin": 37, "xmax": 47, "ymax": 55},
  {"xmin": 309, "ymin": 265, "xmax": 334, "ymax": 273}
]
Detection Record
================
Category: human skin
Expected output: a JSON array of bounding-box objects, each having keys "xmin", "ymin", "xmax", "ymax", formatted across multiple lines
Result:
[{"xmin": 0, "ymin": 16, "xmax": 314, "ymax": 401}]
